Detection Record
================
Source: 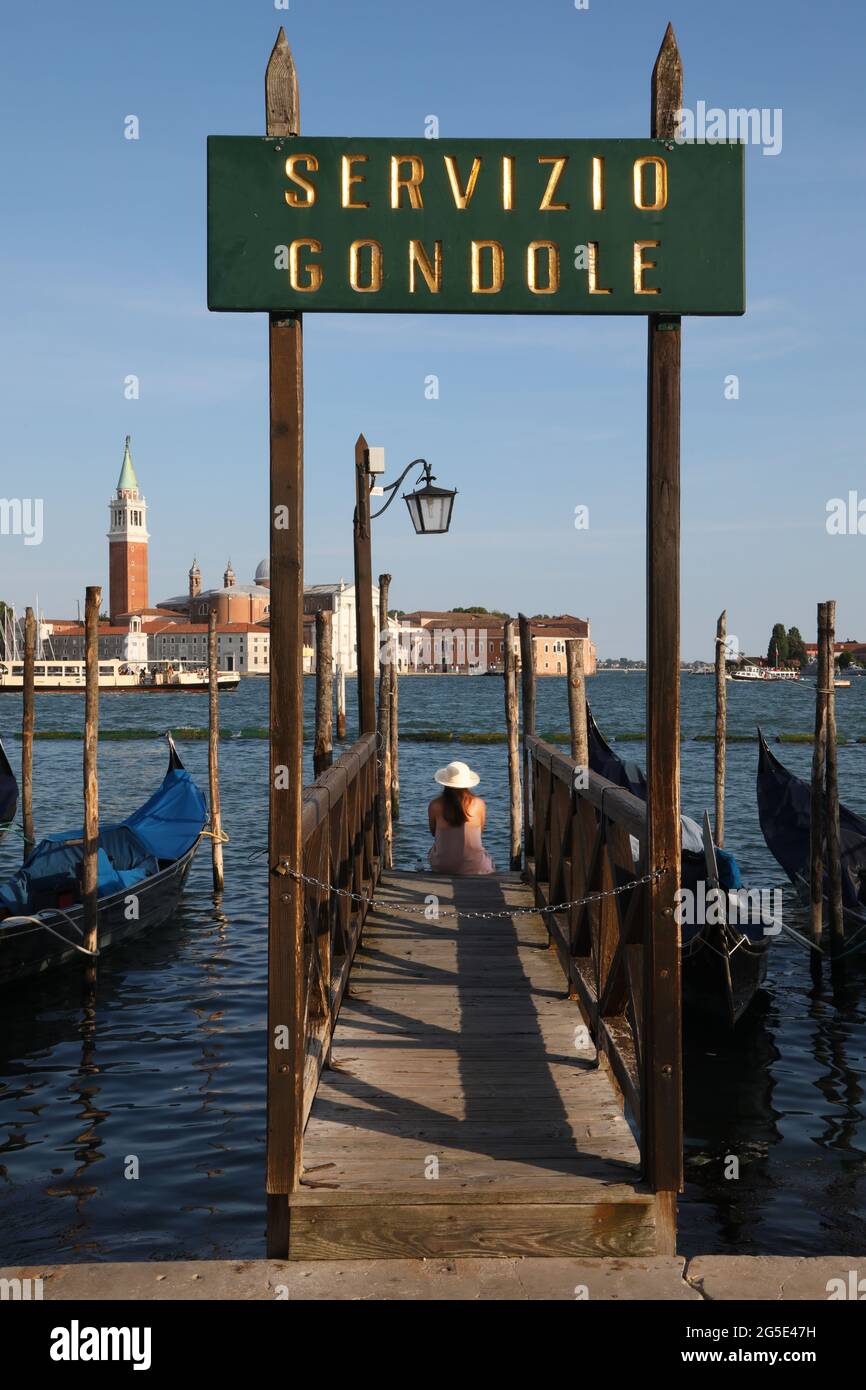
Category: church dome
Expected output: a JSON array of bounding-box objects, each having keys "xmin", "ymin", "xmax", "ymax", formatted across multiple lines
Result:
[{"xmin": 255, "ymin": 557, "xmax": 270, "ymax": 586}]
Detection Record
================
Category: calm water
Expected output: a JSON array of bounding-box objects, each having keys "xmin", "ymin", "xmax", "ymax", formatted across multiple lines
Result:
[{"xmin": 1, "ymin": 672, "xmax": 866, "ymax": 1260}]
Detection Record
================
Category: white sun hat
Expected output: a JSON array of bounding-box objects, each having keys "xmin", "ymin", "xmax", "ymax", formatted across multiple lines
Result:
[{"xmin": 434, "ymin": 759, "xmax": 480, "ymax": 789}]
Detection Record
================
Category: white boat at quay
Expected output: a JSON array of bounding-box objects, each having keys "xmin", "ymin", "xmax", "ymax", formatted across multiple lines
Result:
[
  {"xmin": 0, "ymin": 658, "xmax": 240, "ymax": 694},
  {"xmin": 728, "ymin": 664, "xmax": 801, "ymax": 683}
]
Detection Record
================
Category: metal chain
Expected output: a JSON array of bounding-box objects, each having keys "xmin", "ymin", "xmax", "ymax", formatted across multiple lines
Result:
[{"xmin": 278, "ymin": 864, "xmax": 666, "ymax": 919}]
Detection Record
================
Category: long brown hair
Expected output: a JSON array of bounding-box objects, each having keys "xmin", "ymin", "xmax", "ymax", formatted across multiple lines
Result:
[{"xmin": 441, "ymin": 786, "xmax": 474, "ymax": 826}]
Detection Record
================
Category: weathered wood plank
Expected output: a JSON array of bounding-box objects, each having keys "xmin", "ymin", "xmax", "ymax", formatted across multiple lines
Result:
[{"xmin": 289, "ymin": 1200, "xmax": 657, "ymax": 1261}]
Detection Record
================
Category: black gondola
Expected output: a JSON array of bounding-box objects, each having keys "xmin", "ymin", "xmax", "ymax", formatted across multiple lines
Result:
[
  {"xmin": 0, "ymin": 736, "xmax": 207, "ymax": 987},
  {"xmin": 0, "ymin": 737, "xmax": 17, "ymax": 836},
  {"xmin": 587, "ymin": 708, "xmax": 772, "ymax": 1027},
  {"xmin": 756, "ymin": 728, "xmax": 866, "ymax": 932}
]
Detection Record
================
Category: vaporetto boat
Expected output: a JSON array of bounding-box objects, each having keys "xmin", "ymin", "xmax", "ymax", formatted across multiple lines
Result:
[
  {"xmin": 728, "ymin": 664, "xmax": 801, "ymax": 682},
  {"xmin": 0, "ymin": 658, "xmax": 240, "ymax": 693}
]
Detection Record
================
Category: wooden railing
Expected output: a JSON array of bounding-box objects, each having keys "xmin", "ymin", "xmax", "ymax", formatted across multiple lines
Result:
[
  {"xmin": 524, "ymin": 733, "xmax": 663, "ymax": 1155},
  {"xmin": 296, "ymin": 731, "xmax": 381, "ymax": 1123}
]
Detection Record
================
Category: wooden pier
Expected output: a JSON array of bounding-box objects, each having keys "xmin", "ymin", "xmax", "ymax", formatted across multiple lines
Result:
[
  {"xmin": 293, "ymin": 871, "xmax": 654, "ymax": 1259},
  {"xmin": 245, "ymin": 25, "xmax": 691, "ymax": 1260}
]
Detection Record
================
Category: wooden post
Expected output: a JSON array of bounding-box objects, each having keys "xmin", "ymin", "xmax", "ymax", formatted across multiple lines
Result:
[
  {"xmin": 208, "ymin": 610, "xmax": 225, "ymax": 892},
  {"xmin": 353, "ymin": 435, "xmax": 376, "ymax": 735},
  {"xmin": 314, "ymin": 609, "xmax": 334, "ymax": 779},
  {"xmin": 21, "ymin": 606, "xmax": 35, "ymax": 860},
  {"xmin": 377, "ymin": 574, "xmax": 393, "ymax": 868},
  {"xmin": 809, "ymin": 601, "xmax": 828, "ymax": 980},
  {"xmin": 82, "ymin": 586, "xmax": 101, "ymax": 959},
  {"xmin": 714, "ymin": 610, "xmax": 727, "ymax": 847},
  {"xmin": 335, "ymin": 664, "xmax": 347, "ymax": 740},
  {"xmin": 390, "ymin": 657, "xmax": 400, "ymax": 821},
  {"xmin": 824, "ymin": 600, "xmax": 844, "ymax": 960},
  {"xmin": 504, "ymin": 619, "xmax": 522, "ymax": 870},
  {"xmin": 518, "ymin": 613, "xmax": 536, "ymax": 859},
  {"xmin": 643, "ymin": 23, "xmax": 683, "ymax": 1255},
  {"xmin": 565, "ymin": 638, "xmax": 589, "ymax": 770},
  {"xmin": 265, "ymin": 27, "xmax": 304, "ymax": 1258}
]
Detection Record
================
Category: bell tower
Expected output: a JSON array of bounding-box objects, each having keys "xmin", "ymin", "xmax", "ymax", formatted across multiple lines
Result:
[{"xmin": 107, "ymin": 436, "xmax": 150, "ymax": 620}]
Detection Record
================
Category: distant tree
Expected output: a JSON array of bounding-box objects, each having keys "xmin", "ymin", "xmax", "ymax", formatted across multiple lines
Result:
[
  {"xmin": 839, "ymin": 649, "xmax": 853, "ymax": 670},
  {"xmin": 767, "ymin": 623, "xmax": 788, "ymax": 666},
  {"xmin": 452, "ymin": 605, "xmax": 510, "ymax": 618},
  {"xmin": 786, "ymin": 626, "xmax": 808, "ymax": 667}
]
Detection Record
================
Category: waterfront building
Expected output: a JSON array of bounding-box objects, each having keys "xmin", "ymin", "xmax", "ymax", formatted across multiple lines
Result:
[
  {"xmin": 399, "ymin": 611, "xmax": 596, "ymax": 675},
  {"xmin": 531, "ymin": 616, "xmax": 597, "ymax": 676},
  {"xmin": 158, "ymin": 557, "xmax": 271, "ymax": 625},
  {"xmin": 304, "ymin": 580, "xmax": 380, "ymax": 676}
]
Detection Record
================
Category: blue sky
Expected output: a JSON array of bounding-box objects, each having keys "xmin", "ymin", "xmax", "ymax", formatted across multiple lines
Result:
[{"xmin": 1, "ymin": 0, "xmax": 864, "ymax": 658}]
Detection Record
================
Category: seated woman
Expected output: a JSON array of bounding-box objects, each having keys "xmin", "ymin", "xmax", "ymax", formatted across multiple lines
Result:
[{"xmin": 428, "ymin": 761, "xmax": 495, "ymax": 875}]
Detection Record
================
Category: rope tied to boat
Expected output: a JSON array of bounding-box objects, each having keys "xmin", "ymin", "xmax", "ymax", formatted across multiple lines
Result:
[
  {"xmin": 0, "ymin": 908, "xmax": 100, "ymax": 957},
  {"xmin": 200, "ymin": 825, "xmax": 230, "ymax": 845},
  {"xmin": 276, "ymin": 864, "xmax": 668, "ymax": 919}
]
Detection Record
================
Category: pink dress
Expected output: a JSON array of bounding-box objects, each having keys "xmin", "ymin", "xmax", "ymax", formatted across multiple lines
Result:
[{"xmin": 429, "ymin": 820, "xmax": 495, "ymax": 875}]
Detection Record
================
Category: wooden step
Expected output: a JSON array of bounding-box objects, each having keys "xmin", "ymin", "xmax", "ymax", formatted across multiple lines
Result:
[{"xmin": 287, "ymin": 1186, "xmax": 657, "ymax": 1260}]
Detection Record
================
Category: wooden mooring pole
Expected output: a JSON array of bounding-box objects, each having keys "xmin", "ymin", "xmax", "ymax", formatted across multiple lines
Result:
[
  {"xmin": 335, "ymin": 664, "xmax": 347, "ymax": 741},
  {"xmin": 824, "ymin": 600, "xmax": 844, "ymax": 963},
  {"xmin": 208, "ymin": 610, "xmax": 225, "ymax": 892},
  {"xmin": 504, "ymin": 618, "xmax": 522, "ymax": 870},
  {"xmin": 714, "ymin": 610, "xmax": 727, "ymax": 847},
  {"xmin": 377, "ymin": 574, "xmax": 393, "ymax": 869},
  {"xmin": 518, "ymin": 614, "xmax": 536, "ymax": 858},
  {"xmin": 643, "ymin": 23, "xmax": 684, "ymax": 1255},
  {"xmin": 265, "ymin": 27, "xmax": 304, "ymax": 1258},
  {"xmin": 314, "ymin": 609, "xmax": 334, "ymax": 779},
  {"xmin": 565, "ymin": 637, "xmax": 588, "ymax": 771},
  {"xmin": 353, "ymin": 435, "xmax": 376, "ymax": 737},
  {"xmin": 82, "ymin": 586, "xmax": 101, "ymax": 962},
  {"xmin": 390, "ymin": 655, "xmax": 400, "ymax": 822},
  {"xmin": 21, "ymin": 606, "xmax": 35, "ymax": 860},
  {"xmin": 810, "ymin": 601, "xmax": 828, "ymax": 982}
]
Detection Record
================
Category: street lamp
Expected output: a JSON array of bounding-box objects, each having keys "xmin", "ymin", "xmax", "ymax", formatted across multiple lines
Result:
[{"xmin": 368, "ymin": 454, "xmax": 457, "ymax": 535}]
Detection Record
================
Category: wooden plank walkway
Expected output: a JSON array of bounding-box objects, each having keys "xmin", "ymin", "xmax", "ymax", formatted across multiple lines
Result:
[{"xmin": 290, "ymin": 871, "xmax": 658, "ymax": 1259}]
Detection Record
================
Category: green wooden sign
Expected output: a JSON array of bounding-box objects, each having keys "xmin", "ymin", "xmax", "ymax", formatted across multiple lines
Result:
[{"xmin": 207, "ymin": 137, "xmax": 744, "ymax": 316}]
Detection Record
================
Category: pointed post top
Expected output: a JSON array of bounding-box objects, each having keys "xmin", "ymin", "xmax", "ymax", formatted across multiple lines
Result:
[
  {"xmin": 355, "ymin": 432, "xmax": 368, "ymax": 459},
  {"xmin": 651, "ymin": 22, "xmax": 683, "ymax": 141},
  {"xmin": 266, "ymin": 27, "xmax": 299, "ymax": 137}
]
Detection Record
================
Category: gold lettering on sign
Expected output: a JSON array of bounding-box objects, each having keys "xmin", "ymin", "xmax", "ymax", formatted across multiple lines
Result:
[
  {"xmin": 349, "ymin": 239, "xmax": 382, "ymax": 292},
  {"xmin": 633, "ymin": 156, "xmax": 667, "ymax": 210},
  {"xmin": 444, "ymin": 156, "xmax": 482, "ymax": 209},
  {"xmin": 390, "ymin": 156, "xmax": 425, "ymax": 209},
  {"xmin": 633, "ymin": 240, "xmax": 661, "ymax": 294},
  {"xmin": 587, "ymin": 242, "xmax": 611, "ymax": 295},
  {"xmin": 538, "ymin": 156, "xmax": 569, "ymax": 210},
  {"xmin": 342, "ymin": 154, "xmax": 369, "ymax": 209},
  {"xmin": 502, "ymin": 156, "xmax": 515, "ymax": 210},
  {"xmin": 289, "ymin": 239, "xmax": 323, "ymax": 292},
  {"xmin": 284, "ymin": 154, "xmax": 318, "ymax": 207},
  {"xmin": 409, "ymin": 240, "xmax": 442, "ymax": 293},
  {"xmin": 471, "ymin": 241, "xmax": 504, "ymax": 293},
  {"xmin": 526, "ymin": 241, "xmax": 560, "ymax": 294},
  {"xmin": 592, "ymin": 157, "xmax": 605, "ymax": 212}
]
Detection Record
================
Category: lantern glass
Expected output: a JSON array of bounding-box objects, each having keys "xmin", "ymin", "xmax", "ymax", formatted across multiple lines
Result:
[{"xmin": 404, "ymin": 483, "xmax": 456, "ymax": 535}]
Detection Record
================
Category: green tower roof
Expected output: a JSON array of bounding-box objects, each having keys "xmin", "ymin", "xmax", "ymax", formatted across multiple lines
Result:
[{"xmin": 117, "ymin": 435, "xmax": 139, "ymax": 492}]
